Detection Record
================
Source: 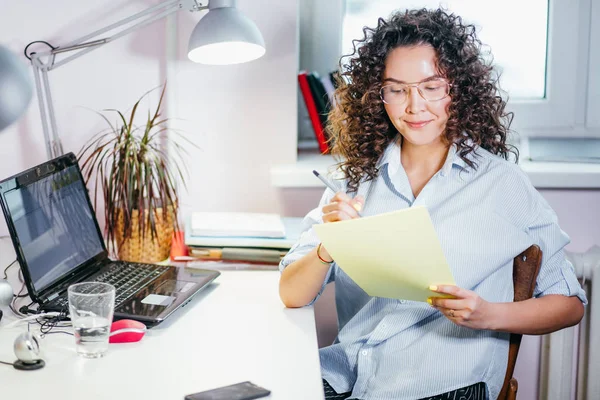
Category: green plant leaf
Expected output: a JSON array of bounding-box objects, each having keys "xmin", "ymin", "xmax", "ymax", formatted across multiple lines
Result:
[{"xmin": 77, "ymin": 83, "xmax": 191, "ymax": 255}]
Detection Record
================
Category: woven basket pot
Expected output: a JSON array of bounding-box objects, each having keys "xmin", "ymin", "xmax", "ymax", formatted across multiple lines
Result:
[{"xmin": 115, "ymin": 204, "xmax": 174, "ymax": 263}]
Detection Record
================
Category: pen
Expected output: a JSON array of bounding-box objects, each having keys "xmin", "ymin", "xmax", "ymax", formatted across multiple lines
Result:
[
  {"xmin": 312, "ymin": 170, "xmax": 341, "ymax": 193},
  {"xmin": 312, "ymin": 170, "xmax": 362, "ymax": 217}
]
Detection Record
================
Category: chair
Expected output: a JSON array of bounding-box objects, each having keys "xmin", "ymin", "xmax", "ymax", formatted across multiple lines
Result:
[{"xmin": 497, "ymin": 245, "xmax": 543, "ymax": 400}]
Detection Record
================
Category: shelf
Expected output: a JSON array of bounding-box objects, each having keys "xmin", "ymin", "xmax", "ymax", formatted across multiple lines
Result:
[{"xmin": 271, "ymin": 152, "xmax": 600, "ymax": 189}]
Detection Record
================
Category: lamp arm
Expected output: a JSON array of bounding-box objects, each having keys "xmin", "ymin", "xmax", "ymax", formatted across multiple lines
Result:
[{"xmin": 28, "ymin": 0, "xmax": 209, "ymax": 159}]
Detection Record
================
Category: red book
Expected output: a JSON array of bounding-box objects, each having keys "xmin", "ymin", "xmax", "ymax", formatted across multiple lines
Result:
[{"xmin": 298, "ymin": 71, "xmax": 329, "ymax": 154}]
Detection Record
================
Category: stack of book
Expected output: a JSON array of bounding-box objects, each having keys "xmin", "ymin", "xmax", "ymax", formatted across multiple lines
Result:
[
  {"xmin": 183, "ymin": 212, "xmax": 303, "ymax": 268},
  {"xmin": 298, "ymin": 70, "xmax": 339, "ymax": 154}
]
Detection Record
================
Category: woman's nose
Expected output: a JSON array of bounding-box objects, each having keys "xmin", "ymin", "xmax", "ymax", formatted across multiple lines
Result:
[{"xmin": 405, "ymin": 86, "xmax": 426, "ymax": 114}]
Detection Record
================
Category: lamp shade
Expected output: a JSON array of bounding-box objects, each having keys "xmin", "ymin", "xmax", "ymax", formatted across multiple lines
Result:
[
  {"xmin": 0, "ymin": 45, "xmax": 32, "ymax": 132},
  {"xmin": 187, "ymin": 3, "xmax": 265, "ymax": 65}
]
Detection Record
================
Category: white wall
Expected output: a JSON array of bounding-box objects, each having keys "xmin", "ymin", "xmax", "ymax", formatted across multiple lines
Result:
[
  {"xmin": 0, "ymin": 0, "xmax": 298, "ymax": 235},
  {"xmin": 0, "ymin": 0, "xmax": 166, "ymax": 235},
  {"xmin": 170, "ymin": 1, "xmax": 298, "ymax": 218},
  {"xmin": 0, "ymin": 0, "xmax": 170, "ymax": 176}
]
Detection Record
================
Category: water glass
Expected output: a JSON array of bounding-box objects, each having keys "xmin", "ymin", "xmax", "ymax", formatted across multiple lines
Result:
[{"xmin": 68, "ymin": 282, "xmax": 115, "ymax": 358}]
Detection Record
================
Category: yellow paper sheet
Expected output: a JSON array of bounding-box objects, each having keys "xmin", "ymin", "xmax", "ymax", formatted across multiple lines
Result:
[{"xmin": 313, "ymin": 206, "xmax": 455, "ymax": 302}]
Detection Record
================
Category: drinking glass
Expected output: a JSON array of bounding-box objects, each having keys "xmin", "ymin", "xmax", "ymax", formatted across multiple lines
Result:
[{"xmin": 68, "ymin": 282, "xmax": 115, "ymax": 358}]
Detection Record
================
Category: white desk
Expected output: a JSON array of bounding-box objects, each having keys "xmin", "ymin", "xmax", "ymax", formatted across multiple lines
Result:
[{"xmin": 0, "ymin": 238, "xmax": 324, "ymax": 399}]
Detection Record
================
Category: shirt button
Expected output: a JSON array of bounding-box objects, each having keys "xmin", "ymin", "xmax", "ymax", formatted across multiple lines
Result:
[
  {"xmin": 381, "ymin": 323, "xmax": 387, "ymax": 328},
  {"xmin": 400, "ymin": 300, "xmax": 406, "ymax": 304},
  {"xmin": 361, "ymin": 350, "xmax": 368, "ymax": 356}
]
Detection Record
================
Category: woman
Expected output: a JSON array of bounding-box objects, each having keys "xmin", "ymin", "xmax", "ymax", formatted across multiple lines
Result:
[{"xmin": 279, "ymin": 8, "xmax": 586, "ymax": 400}]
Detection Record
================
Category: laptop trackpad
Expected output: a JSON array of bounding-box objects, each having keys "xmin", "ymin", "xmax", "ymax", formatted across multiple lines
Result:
[
  {"xmin": 142, "ymin": 294, "xmax": 175, "ymax": 306},
  {"xmin": 141, "ymin": 280, "xmax": 195, "ymax": 307}
]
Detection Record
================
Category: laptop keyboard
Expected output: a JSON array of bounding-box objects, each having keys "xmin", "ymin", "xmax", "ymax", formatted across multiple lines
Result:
[
  {"xmin": 52, "ymin": 263, "xmax": 169, "ymax": 309},
  {"xmin": 95, "ymin": 263, "xmax": 169, "ymax": 305}
]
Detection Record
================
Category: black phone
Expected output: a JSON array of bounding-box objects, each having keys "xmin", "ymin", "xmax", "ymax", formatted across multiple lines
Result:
[{"xmin": 184, "ymin": 381, "xmax": 271, "ymax": 400}]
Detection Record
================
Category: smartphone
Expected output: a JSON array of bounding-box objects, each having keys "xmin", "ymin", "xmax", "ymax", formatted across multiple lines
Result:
[{"xmin": 184, "ymin": 381, "xmax": 271, "ymax": 400}]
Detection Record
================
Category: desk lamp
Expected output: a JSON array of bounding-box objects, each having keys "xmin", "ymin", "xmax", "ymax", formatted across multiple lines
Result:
[
  {"xmin": 25, "ymin": 0, "xmax": 265, "ymax": 159},
  {"xmin": 0, "ymin": 45, "xmax": 33, "ymax": 133},
  {"xmin": 0, "ymin": 45, "xmax": 33, "ymax": 308}
]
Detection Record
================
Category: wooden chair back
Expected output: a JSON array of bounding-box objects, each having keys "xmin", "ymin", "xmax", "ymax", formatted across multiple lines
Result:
[{"xmin": 497, "ymin": 245, "xmax": 543, "ymax": 400}]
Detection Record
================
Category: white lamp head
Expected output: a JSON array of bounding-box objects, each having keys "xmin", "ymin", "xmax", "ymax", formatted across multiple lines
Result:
[
  {"xmin": 0, "ymin": 45, "xmax": 33, "ymax": 132},
  {"xmin": 187, "ymin": 0, "xmax": 265, "ymax": 65}
]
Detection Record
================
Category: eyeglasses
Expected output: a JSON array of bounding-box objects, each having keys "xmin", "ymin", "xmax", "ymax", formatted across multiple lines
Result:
[{"xmin": 380, "ymin": 78, "xmax": 451, "ymax": 104}]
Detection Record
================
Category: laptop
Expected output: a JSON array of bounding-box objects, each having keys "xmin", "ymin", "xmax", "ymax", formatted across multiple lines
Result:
[{"xmin": 0, "ymin": 152, "xmax": 220, "ymax": 327}]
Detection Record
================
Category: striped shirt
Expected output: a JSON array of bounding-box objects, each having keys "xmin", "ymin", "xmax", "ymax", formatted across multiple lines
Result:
[{"xmin": 279, "ymin": 138, "xmax": 587, "ymax": 400}]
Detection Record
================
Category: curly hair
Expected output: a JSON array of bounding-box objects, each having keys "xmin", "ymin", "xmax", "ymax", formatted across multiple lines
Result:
[{"xmin": 328, "ymin": 8, "xmax": 518, "ymax": 193}]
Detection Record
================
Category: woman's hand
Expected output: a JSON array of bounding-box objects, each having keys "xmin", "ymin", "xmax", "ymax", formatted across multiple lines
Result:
[
  {"xmin": 318, "ymin": 192, "xmax": 364, "ymax": 262},
  {"xmin": 428, "ymin": 285, "xmax": 495, "ymax": 330},
  {"xmin": 322, "ymin": 192, "xmax": 364, "ymax": 223}
]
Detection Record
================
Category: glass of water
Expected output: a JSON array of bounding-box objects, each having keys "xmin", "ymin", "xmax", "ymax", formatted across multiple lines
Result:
[{"xmin": 68, "ymin": 282, "xmax": 115, "ymax": 358}]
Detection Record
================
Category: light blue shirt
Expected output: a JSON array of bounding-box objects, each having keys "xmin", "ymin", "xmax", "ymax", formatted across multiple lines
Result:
[{"xmin": 279, "ymin": 139, "xmax": 587, "ymax": 400}]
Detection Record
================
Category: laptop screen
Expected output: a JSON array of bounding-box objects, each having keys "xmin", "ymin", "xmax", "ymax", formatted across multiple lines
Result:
[{"xmin": 3, "ymin": 164, "xmax": 104, "ymax": 293}]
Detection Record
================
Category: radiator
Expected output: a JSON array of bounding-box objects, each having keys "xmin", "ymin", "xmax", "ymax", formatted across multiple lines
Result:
[{"xmin": 538, "ymin": 246, "xmax": 600, "ymax": 400}]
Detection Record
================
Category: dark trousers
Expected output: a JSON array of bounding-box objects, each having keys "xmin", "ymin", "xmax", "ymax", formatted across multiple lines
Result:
[{"xmin": 323, "ymin": 379, "xmax": 488, "ymax": 400}]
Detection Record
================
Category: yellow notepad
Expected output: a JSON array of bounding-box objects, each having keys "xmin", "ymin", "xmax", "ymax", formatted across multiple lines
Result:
[{"xmin": 313, "ymin": 206, "xmax": 455, "ymax": 302}]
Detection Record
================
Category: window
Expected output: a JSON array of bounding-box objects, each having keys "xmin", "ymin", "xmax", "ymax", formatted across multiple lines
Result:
[
  {"xmin": 343, "ymin": 0, "xmax": 549, "ymax": 100},
  {"xmin": 300, "ymin": 0, "xmax": 600, "ymax": 139}
]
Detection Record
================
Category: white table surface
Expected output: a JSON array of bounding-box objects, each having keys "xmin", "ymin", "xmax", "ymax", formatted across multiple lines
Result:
[{"xmin": 0, "ymin": 238, "xmax": 324, "ymax": 400}]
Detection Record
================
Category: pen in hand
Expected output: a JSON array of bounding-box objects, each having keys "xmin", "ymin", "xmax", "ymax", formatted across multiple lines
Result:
[{"xmin": 312, "ymin": 170, "xmax": 363, "ymax": 217}]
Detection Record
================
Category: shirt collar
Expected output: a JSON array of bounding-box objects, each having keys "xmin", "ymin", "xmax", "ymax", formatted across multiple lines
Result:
[
  {"xmin": 440, "ymin": 143, "xmax": 470, "ymax": 177},
  {"xmin": 376, "ymin": 137, "xmax": 402, "ymax": 176},
  {"xmin": 376, "ymin": 137, "xmax": 471, "ymax": 177}
]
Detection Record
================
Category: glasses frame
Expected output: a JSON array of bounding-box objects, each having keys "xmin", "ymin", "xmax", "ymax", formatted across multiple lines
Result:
[{"xmin": 379, "ymin": 78, "xmax": 452, "ymax": 104}]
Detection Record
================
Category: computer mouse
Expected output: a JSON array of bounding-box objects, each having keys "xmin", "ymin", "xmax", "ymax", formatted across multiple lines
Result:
[{"xmin": 109, "ymin": 319, "xmax": 147, "ymax": 343}]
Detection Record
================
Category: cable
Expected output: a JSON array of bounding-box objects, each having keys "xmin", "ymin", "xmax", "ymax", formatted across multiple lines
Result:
[
  {"xmin": 3, "ymin": 259, "xmax": 17, "ymax": 280},
  {"xmin": 2, "ymin": 261, "xmax": 32, "ymax": 318},
  {"xmin": 30, "ymin": 305, "xmax": 72, "ymax": 337},
  {"xmin": 4, "ymin": 312, "xmax": 62, "ymax": 328},
  {"xmin": 3, "ymin": 259, "xmax": 28, "ymax": 297},
  {"xmin": 38, "ymin": 331, "xmax": 73, "ymax": 336},
  {"xmin": 9, "ymin": 282, "xmax": 28, "ymax": 318},
  {"xmin": 2, "ymin": 259, "xmax": 28, "ymax": 297},
  {"xmin": 3, "ymin": 261, "xmax": 70, "ymax": 330}
]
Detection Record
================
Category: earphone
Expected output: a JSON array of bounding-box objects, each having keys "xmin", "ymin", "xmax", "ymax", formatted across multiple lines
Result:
[
  {"xmin": 1, "ymin": 312, "xmax": 67, "ymax": 371},
  {"xmin": 12, "ymin": 332, "xmax": 45, "ymax": 370},
  {"xmin": 0, "ymin": 279, "xmax": 13, "ymax": 306},
  {"xmin": 0, "ymin": 273, "xmax": 43, "ymax": 369},
  {"xmin": 1, "ymin": 262, "xmax": 62, "ymax": 370},
  {"xmin": 0, "ymin": 332, "xmax": 45, "ymax": 370}
]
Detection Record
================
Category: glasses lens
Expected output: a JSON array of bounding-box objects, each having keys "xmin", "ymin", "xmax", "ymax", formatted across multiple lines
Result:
[
  {"xmin": 418, "ymin": 79, "xmax": 449, "ymax": 101},
  {"xmin": 380, "ymin": 79, "xmax": 450, "ymax": 104},
  {"xmin": 381, "ymin": 85, "xmax": 407, "ymax": 104}
]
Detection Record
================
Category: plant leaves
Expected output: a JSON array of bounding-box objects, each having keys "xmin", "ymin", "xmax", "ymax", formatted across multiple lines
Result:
[{"xmin": 77, "ymin": 83, "xmax": 190, "ymax": 254}]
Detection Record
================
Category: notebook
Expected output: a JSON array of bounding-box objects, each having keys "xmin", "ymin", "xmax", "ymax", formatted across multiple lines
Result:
[
  {"xmin": 185, "ymin": 217, "xmax": 303, "ymax": 249},
  {"xmin": 0, "ymin": 153, "xmax": 220, "ymax": 326},
  {"xmin": 190, "ymin": 212, "xmax": 286, "ymax": 238}
]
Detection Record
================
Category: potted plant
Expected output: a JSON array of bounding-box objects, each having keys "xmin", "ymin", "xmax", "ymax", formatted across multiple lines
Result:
[{"xmin": 78, "ymin": 84, "xmax": 190, "ymax": 263}]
